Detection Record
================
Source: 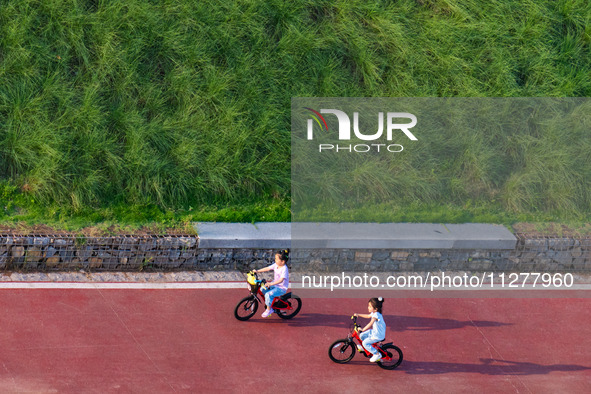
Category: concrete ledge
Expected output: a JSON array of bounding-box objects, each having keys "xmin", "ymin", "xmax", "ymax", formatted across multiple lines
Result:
[
  {"xmin": 292, "ymin": 223, "xmax": 450, "ymax": 249},
  {"xmin": 194, "ymin": 222, "xmax": 291, "ymax": 249},
  {"xmin": 445, "ymin": 224, "xmax": 517, "ymax": 249},
  {"xmin": 195, "ymin": 222, "xmax": 516, "ymax": 250}
]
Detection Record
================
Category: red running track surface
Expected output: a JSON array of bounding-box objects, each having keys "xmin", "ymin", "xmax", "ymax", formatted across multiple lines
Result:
[{"xmin": 0, "ymin": 288, "xmax": 589, "ymax": 393}]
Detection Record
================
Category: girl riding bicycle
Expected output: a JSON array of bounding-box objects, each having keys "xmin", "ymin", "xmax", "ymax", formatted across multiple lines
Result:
[
  {"xmin": 354, "ymin": 297, "xmax": 386, "ymax": 362},
  {"xmin": 253, "ymin": 249, "xmax": 290, "ymax": 318}
]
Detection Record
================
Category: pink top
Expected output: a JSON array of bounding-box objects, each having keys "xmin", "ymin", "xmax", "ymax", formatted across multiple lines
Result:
[{"xmin": 268, "ymin": 263, "xmax": 289, "ymax": 291}]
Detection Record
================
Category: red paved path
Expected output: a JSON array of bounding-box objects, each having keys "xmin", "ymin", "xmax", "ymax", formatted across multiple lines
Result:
[{"xmin": 0, "ymin": 288, "xmax": 590, "ymax": 393}]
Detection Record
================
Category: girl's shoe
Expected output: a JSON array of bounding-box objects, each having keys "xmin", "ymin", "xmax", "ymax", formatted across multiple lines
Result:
[
  {"xmin": 261, "ymin": 309, "xmax": 274, "ymax": 318},
  {"xmin": 370, "ymin": 354, "xmax": 382, "ymax": 362},
  {"xmin": 356, "ymin": 345, "xmax": 364, "ymax": 352}
]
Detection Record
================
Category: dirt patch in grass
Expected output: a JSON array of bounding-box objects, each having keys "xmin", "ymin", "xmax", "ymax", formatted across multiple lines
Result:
[{"xmin": 512, "ymin": 222, "xmax": 591, "ymax": 237}]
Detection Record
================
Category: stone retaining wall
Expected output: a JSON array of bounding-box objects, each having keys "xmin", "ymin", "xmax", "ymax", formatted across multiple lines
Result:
[
  {"xmin": 0, "ymin": 235, "xmax": 199, "ymax": 271},
  {"xmin": 290, "ymin": 236, "xmax": 591, "ymax": 273},
  {"xmin": 1, "ymin": 234, "xmax": 590, "ymax": 272}
]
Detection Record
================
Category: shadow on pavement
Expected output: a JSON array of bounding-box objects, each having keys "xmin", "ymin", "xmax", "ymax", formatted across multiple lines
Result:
[
  {"xmin": 251, "ymin": 313, "xmax": 510, "ymax": 331},
  {"xmin": 389, "ymin": 315, "xmax": 511, "ymax": 331},
  {"xmin": 332, "ymin": 358, "xmax": 591, "ymax": 376},
  {"xmin": 399, "ymin": 358, "xmax": 591, "ymax": 375}
]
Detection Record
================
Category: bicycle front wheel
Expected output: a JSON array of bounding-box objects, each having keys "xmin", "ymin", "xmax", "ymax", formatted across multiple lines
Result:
[
  {"xmin": 328, "ymin": 339, "xmax": 355, "ymax": 363},
  {"xmin": 234, "ymin": 296, "xmax": 259, "ymax": 321}
]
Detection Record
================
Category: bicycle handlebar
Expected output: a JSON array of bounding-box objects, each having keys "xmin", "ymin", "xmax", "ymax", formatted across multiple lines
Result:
[{"xmin": 350, "ymin": 315, "xmax": 361, "ymax": 332}]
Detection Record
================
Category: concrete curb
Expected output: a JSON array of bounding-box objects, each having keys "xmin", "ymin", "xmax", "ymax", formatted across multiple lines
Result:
[
  {"xmin": 194, "ymin": 222, "xmax": 517, "ymax": 250},
  {"xmin": 194, "ymin": 222, "xmax": 290, "ymax": 248}
]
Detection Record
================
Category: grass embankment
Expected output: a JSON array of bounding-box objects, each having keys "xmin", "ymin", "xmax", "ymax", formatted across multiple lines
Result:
[
  {"xmin": 0, "ymin": 0, "xmax": 590, "ymax": 232},
  {"xmin": 293, "ymin": 98, "xmax": 591, "ymax": 229}
]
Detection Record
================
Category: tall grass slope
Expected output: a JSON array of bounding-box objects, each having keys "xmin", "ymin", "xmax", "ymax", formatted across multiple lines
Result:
[{"xmin": 0, "ymin": 0, "xmax": 590, "ymax": 221}]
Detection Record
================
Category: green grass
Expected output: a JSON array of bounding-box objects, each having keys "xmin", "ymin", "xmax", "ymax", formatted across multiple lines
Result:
[
  {"xmin": 0, "ymin": 0, "xmax": 590, "ymax": 229},
  {"xmin": 292, "ymin": 98, "xmax": 591, "ymax": 223},
  {"xmin": 0, "ymin": 180, "xmax": 290, "ymax": 231}
]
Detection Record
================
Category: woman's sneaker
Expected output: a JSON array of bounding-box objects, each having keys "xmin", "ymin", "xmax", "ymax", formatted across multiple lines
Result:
[
  {"xmin": 261, "ymin": 309, "xmax": 274, "ymax": 318},
  {"xmin": 370, "ymin": 354, "xmax": 382, "ymax": 362},
  {"xmin": 356, "ymin": 345, "xmax": 364, "ymax": 353}
]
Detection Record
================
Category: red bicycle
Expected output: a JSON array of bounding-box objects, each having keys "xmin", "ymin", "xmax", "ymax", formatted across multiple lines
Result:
[
  {"xmin": 234, "ymin": 271, "xmax": 302, "ymax": 321},
  {"xmin": 328, "ymin": 315, "xmax": 403, "ymax": 370}
]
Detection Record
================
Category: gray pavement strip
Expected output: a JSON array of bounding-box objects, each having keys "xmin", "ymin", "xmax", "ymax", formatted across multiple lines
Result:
[
  {"xmin": 2, "ymin": 271, "xmax": 591, "ymax": 286},
  {"xmin": 0, "ymin": 271, "xmax": 244, "ymax": 283}
]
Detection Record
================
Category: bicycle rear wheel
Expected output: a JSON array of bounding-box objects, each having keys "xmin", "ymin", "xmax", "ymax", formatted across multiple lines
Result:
[
  {"xmin": 328, "ymin": 339, "xmax": 355, "ymax": 364},
  {"xmin": 276, "ymin": 295, "xmax": 302, "ymax": 320},
  {"xmin": 377, "ymin": 344, "xmax": 403, "ymax": 370}
]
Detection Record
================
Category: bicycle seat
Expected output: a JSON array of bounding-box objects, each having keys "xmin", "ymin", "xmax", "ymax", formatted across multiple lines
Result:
[{"xmin": 279, "ymin": 292, "xmax": 292, "ymax": 300}]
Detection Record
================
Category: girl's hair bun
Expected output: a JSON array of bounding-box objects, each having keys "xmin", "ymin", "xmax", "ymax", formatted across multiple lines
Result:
[
  {"xmin": 369, "ymin": 297, "xmax": 384, "ymax": 312},
  {"xmin": 277, "ymin": 249, "xmax": 290, "ymax": 262}
]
